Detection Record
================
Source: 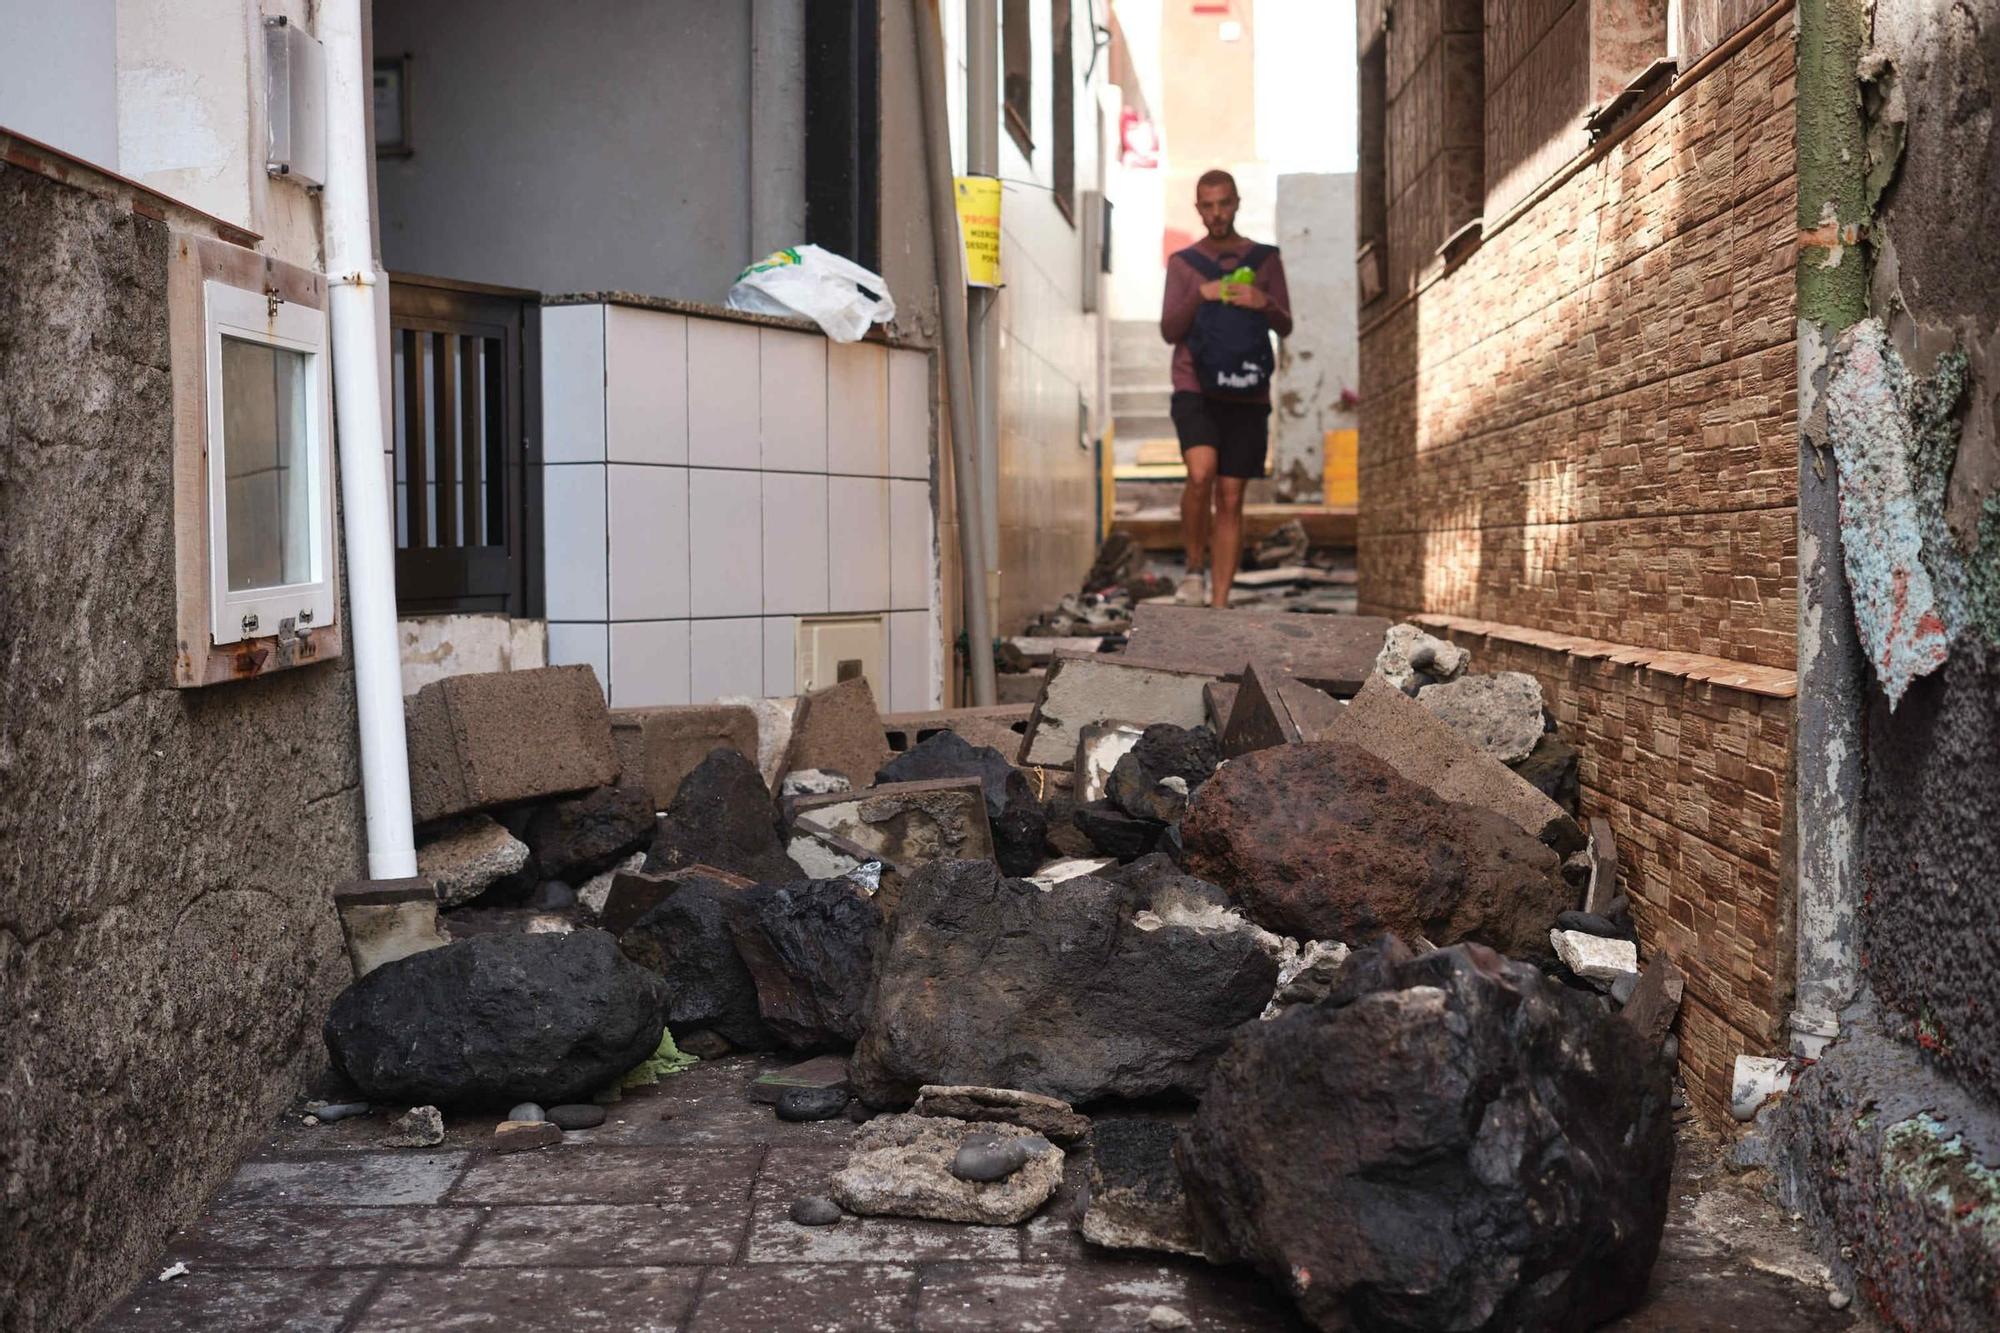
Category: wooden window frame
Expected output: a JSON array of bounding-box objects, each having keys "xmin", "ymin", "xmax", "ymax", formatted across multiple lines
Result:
[{"xmin": 1003, "ymin": 0, "xmax": 1035, "ymax": 157}]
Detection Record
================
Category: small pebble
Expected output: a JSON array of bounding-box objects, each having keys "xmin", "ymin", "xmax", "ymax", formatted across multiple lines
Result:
[
  {"xmin": 305, "ymin": 1101, "xmax": 370, "ymax": 1123},
  {"xmin": 1828, "ymin": 1289, "xmax": 1851, "ymax": 1310},
  {"xmin": 547, "ymin": 1104, "xmax": 607, "ymax": 1131},
  {"xmin": 950, "ymin": 1136, "xmax": 1031, "ymax": 1183},
  {"xmin": 789, "ymin": 1196, "xmax": 844, "ymax": 1226},
  {"xmin": 776, "ymin": 1086, "xmax": 851, "ymax": 1122},
  {"xmin": 382, "ymin": 1105, "xmax": 445, "ymax": 1148},
  {"xmin": 492, "ymin": 1120, "xmax": 563, "ymax": 1154},
  {"xmin": 1609, "ymin": 972, "xmax": 1639, "ymax": 1006},
  {"xmin": 507, "ymin": 1102, "xmax": 547, "ymax": 1123},
  {"xmin": 301, "ymin": 1115, "xmax": 320, "ymax": 1127},
  {"xmin": 845, "ymin": 1099, "xmax": 876, "ymax": 1124},
  {"xmin": 1670, "ymin": 1091, "xmax": 1687, "ymax": 1111},
  {"xmin": 1147, "ymin": 1306, "xmax": 1192, "ymax": 1331}
]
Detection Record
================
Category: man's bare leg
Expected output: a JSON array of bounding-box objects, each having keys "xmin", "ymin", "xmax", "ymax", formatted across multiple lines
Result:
[
  {"xmin": 1208, "ymin": 476, "xmax": 1248, "ymax": 608},
  {"xmin": 1180, "ymin": 446, "xmax": 1218, "ymax": 601}
]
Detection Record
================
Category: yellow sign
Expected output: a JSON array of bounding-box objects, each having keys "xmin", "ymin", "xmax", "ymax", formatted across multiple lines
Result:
[{"xmin": 954, "ymin": 175, "xmax": 1002, "ymax": 288}]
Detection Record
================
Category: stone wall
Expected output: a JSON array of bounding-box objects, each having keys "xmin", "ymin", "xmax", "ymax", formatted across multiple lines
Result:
[
  {"xmin": 0, "ymin": 161, "xmax": 366, "ymax": 1329},
  {"xmin": 1357, "ymin": 13, "xmax": 1799, "ymax": 1126}
]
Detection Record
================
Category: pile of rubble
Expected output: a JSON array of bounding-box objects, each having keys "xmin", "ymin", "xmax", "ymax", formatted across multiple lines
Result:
[{"xmin": 316, "ymin": 612, "xmax": 1684, "ymax": 1332}]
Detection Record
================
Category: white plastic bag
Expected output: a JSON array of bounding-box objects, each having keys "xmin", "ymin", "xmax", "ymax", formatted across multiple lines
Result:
[{"xmin": 726, "ymin": 244, "xmax": 896, "ymax": 342}]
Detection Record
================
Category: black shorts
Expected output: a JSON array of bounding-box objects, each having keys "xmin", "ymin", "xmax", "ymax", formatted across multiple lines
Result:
[{"xmin": 1170, "ymin": 391, "xmax": 1270, "ymax": 479}]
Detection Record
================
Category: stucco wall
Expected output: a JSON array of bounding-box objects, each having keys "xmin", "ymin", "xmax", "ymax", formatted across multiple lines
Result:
[
  {"xmin": 0, "ymin": 162, "xmax": 366, "ymax": 1331},
  {"xmin": 1272, "ymin": 171, "xmax": 1358, "ymax": 497}
]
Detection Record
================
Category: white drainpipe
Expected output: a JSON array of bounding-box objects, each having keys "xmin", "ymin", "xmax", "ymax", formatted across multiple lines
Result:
[{"xmin": 320, "ymin": 0, "xmax": 417, "ymax": 879}]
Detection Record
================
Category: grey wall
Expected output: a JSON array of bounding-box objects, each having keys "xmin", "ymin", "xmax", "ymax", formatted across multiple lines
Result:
[
  {"xmin": 0, "ymin": 163, "xmax": 365, "ymax": 1329},
  {"xmin": 0, "ymin": 0, "xmax": 118, "ymax": 168},
  {"xmin": 1272, "ymin": 172, "xmax": 1358, "ymax": 500},
  {"xmin": 374, "ymin": 0, "xmax": 795, "ymax": 302}
]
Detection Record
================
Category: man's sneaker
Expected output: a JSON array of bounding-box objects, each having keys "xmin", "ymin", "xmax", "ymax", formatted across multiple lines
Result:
[{"xmin": 1176, "ymin": 574, "xmax": 1206, "ymax": 606}]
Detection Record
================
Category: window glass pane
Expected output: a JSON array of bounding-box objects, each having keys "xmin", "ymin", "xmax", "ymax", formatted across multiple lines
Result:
[{"xmin": 221, "ymin": 336, "xmax": 313, "ymax": 592}]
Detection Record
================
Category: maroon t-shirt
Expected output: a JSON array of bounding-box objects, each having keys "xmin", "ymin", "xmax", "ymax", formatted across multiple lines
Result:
[{"xmin": 1159, "ymin": 236, "xmax": 1294, "ymax": 402}]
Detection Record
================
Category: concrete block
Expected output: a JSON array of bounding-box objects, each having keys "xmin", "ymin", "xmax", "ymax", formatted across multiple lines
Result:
[
  {"xmin": 1317, "ymin": 677, "xmax": 1586, "ymax": 854},
  {"xmin": 610, "ymin": 703, "xmax": 760, "ymax": 809},
  {"xmin": 333, "ymin": 878, "xmax": 448, "ymax": 979},
  {"xmin": 405, "ymin": 665, "xmax": 619, "ymax": 824},
  {"xmin": 882, "ymin": 704, "xmax": 1034, "ymax": 760},
  {"xmin": 1551, "ymin": 929, "xmax": 1639, "ymax": 988},
  {"xmin": 791, "ymin": 777, "xmax": 994, "ymax": 868},
  {"xmin": 1074, "ymin": 721, "xmax": 1146, "ymax": 804},
  {"xmin": 995, "ymin": 670, "xmax": 1047, "ymax": 704},
  {"xmin": 718, "ymin": 694, "xmax": 800, "ymax": 788},
  {"xmin": 788, "ymin": 826, "xmax": 882, "ymax": 880},
  {"xmin": 1018, "ymin": 654, "xmax": 1215, "ymax": 767},
  {"xmin": 1203, "ymin": 681, "xmax": 1240, "ymax": 734},
  {"xmin": 1119, "ymin": 604, "xmax": 1392, "ymax": 693},
  {"xmin": 415, "ymin": 814, "xmax": 530, "ymax": 908},
  {"xmin": 784, "ymin": 676, "xmax": 892, "ymax": 787}
]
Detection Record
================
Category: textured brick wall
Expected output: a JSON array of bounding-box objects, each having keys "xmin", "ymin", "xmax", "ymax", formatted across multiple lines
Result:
[{"xmin": 1359, "ymin": 14, "xmax": 1799, "ymax": 1127}]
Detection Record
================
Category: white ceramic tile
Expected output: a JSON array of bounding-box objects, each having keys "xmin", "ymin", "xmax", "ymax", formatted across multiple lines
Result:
[
  {"xmin": 826, "ymin": 340, "xmax": 888, "ymax": 475},
  {"xmin": 607, "ymin": 463, "xmax": 689, "ymax": 620},
  {"xmin": 541, "ymin": 464, "xmax": 607, "ymax": 620},
  {"xmin": 690, "ymin": 618, "xmax": 764, "ymax": 704},
  {"xmin": 827, "ymin": 476, "xmax": 890, "ymax": 611},
  {"xmin": 761, "ymin": 472, "xmax": 830, "ymax": 614},
  {"xmin": 605, "ymin": 307, "xmax": 688, "ymax": 465},
  {"xmin": 687, "ymin": 468, "xmax": 764, "ymax": 617},
  {"xmin": 762, "ymin": 616, "xmax": 797, "ymax": 696},
  {"xmin": 540, "ymin": 305, "xmax": 605, "ymax": 463},
  {"xmin": 887, "ymin": 348, "xmax": 932, "ymax": 479},
  {"xmin": 686, "ymin": 320, "xmax": 761, "ymax": 467},
  {"xmin": 759, "ymin": 329, "xmax": 827, "ymax": 472},
  {"xmin": 608, "ymin": 620, "xmax": 690, "ymax": 708},
  {"xmin": 888, "ymin": 610, "xmax": 933, "ymax": 712},
  {"xmin": 545, "ymin": 622, "xmax": 609, "ymax": 697},
  {"xmin": 888, "ymin": 479, "xmax": 934, "ymax": 612}
]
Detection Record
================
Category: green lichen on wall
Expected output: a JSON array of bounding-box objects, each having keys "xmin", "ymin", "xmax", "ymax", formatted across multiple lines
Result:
[
  {"xmin": 1881, "ymin": 1113, "xmax": 2000, "ymax": 1245},
  {"xmin": 1796, "ymin": 0, "xmax": 1874, "ymax": 331}
]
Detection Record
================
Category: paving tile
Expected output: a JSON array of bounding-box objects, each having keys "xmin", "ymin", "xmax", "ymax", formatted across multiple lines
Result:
[
  {"xmin": 448, "ymin": 1145, "xmax": 763, "ymax": 1206},
  {"xmin": 460, "ymin": 1202, "xmax": 746, "ymax": 1267},
  {"xmin": 160, "ymin": 1203, "xmax": 482, "ymax": 1269},
  {"xmin": 216, "ymin": 1153, "xmax": 468, "ymax": 1206},
  {"xmin": 745, "ymin": 1146, "xmax": 1023, "ymax": 1264},
  {"xmin": 349, "ymin": 1266, "xmax": 702, "ymax": 1332},
  {"xmin": 913, "ymin": 1260, "xmax": 1305, "ymax": 1332},
  {"xmin": 576, "ymin": 1085, "xmax": 856, "ymax": 1149},
  {"xmin": 93, "ymin": 1267, "xmax": 376, "ymax": 1332},
  {"xmin": 687, "ymin": 1263, "xmax": 917, "ymax": 1332}
]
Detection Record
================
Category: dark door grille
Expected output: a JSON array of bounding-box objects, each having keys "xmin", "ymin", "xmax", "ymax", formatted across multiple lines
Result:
[{"xmin": 388, "ymin": 274, "xmax": 542, "ymax": 617}]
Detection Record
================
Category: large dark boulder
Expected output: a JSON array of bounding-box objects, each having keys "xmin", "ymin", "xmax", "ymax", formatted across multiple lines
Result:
[
  {"xmin": 1176, "ymin": 938, "xmax": 1675, "ymax": 1332},
  {"xmin": 1107, "ymin": 723, "xmax": 1221, "ymax": 824},
  {"xmin": 618, "ymin": 874, "xmax": 777, "ymax": 1051},
  {"xmin": 647, "ymin": 747, "xmax": 803, "ymax": 884},
  {"xmin": 727, "ymin": 880, "xmax": 883, "ymax": 1049},
  {"xmin": 324, "ymin": 930, "xmax": 666, "ymax": 1108},
  {"xmin": 523, "ymin": 783, "xmax": 656, "ymax": 882},
  {"xmin": 1072, "ymin": 800, "xmax": 1166, "ymax": 861},
  {"xmin": 851, "ymin": 860, "xmax": 1278, "ymax": 1107},
  {"xmin": 1179, "ymin": 740, "xmax": 1574, "ymax": 959},
  {"xmin": 876, "ymin": 731, "xmax": 1048, "ymax": 876}
]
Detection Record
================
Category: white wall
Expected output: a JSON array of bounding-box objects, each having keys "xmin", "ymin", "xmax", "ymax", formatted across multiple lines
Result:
[
  {"xmin": 1271, "ymin": 171, "xmax": 1358, "ymax": 496},
  {"xmin": 0, "ymin": 0, "xmax": 119, "ymax": 168},
  {"xmin": 539, "ymin": 303, "xmax": 939, "ymax": 712}
]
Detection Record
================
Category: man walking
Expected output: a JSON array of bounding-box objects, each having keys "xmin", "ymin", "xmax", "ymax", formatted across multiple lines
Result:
[{"xmin": 1159, "ymin": 169, "xmax": 1292, "ymax": 607}]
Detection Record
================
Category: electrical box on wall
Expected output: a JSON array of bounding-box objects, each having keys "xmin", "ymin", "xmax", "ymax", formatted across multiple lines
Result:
[
  {"xmin": 264, "ymin": 16, "xmax": 326, "ymax": 186},
  {"xmin": 795, "ymin": 615, "xmax": 887, "ymax": 699}
]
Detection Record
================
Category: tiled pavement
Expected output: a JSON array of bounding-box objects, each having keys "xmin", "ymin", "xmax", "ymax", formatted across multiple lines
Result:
[{"xmin": 95, "ymin": 1055, "xmax": 1861, "ymax": 1332}]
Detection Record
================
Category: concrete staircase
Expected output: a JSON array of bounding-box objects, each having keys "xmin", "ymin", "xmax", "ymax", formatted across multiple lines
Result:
[{"xmin": 1110, "ymin": 319, "xmax": 1180, "ymax": 478}]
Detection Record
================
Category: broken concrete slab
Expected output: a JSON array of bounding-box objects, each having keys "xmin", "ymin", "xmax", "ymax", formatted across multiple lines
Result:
[
  {"xmin": 1218, "ymin": 661, "xmax": 1345, "ymax": 757},
  {"xmin": 783, "ymin": 677, "xmax": 892, "ymax": 788},
  {"xmin": 333, "ymin": 878, "xmax": 450, "ymax": 979},
  {"xmin": 995, "ymin": 670, "xmax": 1047, "ymax": 705},
  {"xmin": 1073, "ymin": 721, "xmax": 1146, "ymax": 804},
  {"xmin": 609, "ymin": 703, "xmax": 760, "ymax": 812},
  {"xmin": 790, "ymin": 777, "xmax": 995, "ymax": 870},
  {"xmin": 1552, "ymin": 929, "xmax": 1640, "ymax": 988},
  {"xmin": 749, "ymin": 1053, "xmax": 851, "ymax": 1105},
  {"xmin": 1078, "ymin": 1117, "xmax": 1206, "ymax": 1258},
  {"xmin": 1118, "ymin": 604, "xmax": 1391, "ymax": 694},
  {"xmin": 715, "ymin": 695, "xmax": 800, "ymax": 789},
  {"xmin": 831, "ymin": 1113, "xmax": 1064, "ymax": 1226},
  {"xmin": 875, "ymin": 731, "xmax": 1048, "ymax": 877},
  {"xmin": 1021, "ymin": 654, "xmax": 1215, "ymax": 767},
  {"xmin": 405, "ymin": 664, "xmax": 620, "ymax": 824},
  {"xmin": 881, "ymin": 704, "xmax": 1034, "ymax": 759},
  {"xmin": 913, "ymin": 1085, "xmax": 1091, "ymax": 1145},
  {"xmin": 415, "ymin": 815, "xmax": 530, "ymax": 908},
  {"xmin": 1317, "ymin": 676, "xmax": 1585, "ymax": 855},
  {"xmin": 1416, "ymin": 671, "xmax": 1546, "ymax": 765},
  {"xmin": 786, "ymin": 825, "xmax": 884, "ymax": 881},
  {"xmin": 1202, "ymin": 680, "xmax": 1238, "ymax": 734},
  {"xmin": 1375, "ymin": 622, "xmax": 1471, "ymax": 694},
  {"xmin": 1002, "ymin": 635, "xmax": 1106, "ymax": 664}
]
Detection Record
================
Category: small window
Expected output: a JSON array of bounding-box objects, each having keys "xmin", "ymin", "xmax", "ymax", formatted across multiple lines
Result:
[
  {"xmin": 203, "ymin": 280, "xmax": 335, "ymax": 645},
  {"xmin": 1003, "ymin": 0, "xmax": 1033, "ymax": 156},
  {"xmin": 1052, "ymin": 0, "xmax": 1076, "ymax": 223}
]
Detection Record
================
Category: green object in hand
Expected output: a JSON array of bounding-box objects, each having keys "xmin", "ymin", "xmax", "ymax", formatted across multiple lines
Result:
[{"xmin": 1220, "ymin": 266, "xmax": 1255, "ymax": 301}]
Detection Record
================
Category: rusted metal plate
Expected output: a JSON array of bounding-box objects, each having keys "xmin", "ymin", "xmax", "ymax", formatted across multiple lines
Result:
[{"xmin": 1119, "ymin": 605, "xmax": 1390, "ymax": 694}]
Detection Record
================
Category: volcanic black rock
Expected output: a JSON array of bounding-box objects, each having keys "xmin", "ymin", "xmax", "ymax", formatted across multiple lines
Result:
[
  {"xmin": 618, "ymin": 873, "xmax": 777, "ymax": 1051},
  {"xmin": 1106, "ymin": 723, "xmax": 1221, "ymax": 824},
  {"xmin": 728, "ymin": 879, "xmax": 883, "ymax": 1049},
  {"xmin": 1179, "ymin": 741, "xmax": 1573, "ymax": 959},
  {"xmin": 1510, "ymin": 734, "xmax": 1580, "ymax": 815},
  {"xmin": 523, "ymin": 783, "xmax": 657, "ymax": 882},
  {"xmin": 647, "ymin": 747, "xmax": 804, "ymax": 883},
  {"xmin": 1072, "ymin": 800, "xmax": 1165, "ymax": 861},
  {"xmin": 324, "ymin": 930, "xmax": 667, "ymax": 1109},
  {"xmin": 876, "ymin": 731, "xmax": 1049, "ymax": 876},
  {"xmin": 1176, "ymin": 938, "xmax": 1675, "ymax": 1332},
  {"xmin": 851, "ymin": 860, "xmax": 1278, "ymax": 1107}
]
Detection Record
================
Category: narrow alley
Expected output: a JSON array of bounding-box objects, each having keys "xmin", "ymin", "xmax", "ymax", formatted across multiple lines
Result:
[{"xmin": 3, "ymin": 2, "xmax": 1998, "ymax": 1332}]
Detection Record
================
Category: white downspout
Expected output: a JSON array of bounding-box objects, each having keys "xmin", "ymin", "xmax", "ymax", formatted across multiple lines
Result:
[{"xmin": 320, "ymin": 0, "xmax": 417, "ymax": 879}]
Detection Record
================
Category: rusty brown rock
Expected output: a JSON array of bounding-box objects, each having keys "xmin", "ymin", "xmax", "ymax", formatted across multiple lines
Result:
[
  {"xmin": 784, "ymin": 676, "xmax": 892, "ymax": 788},
  {"xmin": 1179, "ymin": 741, "xmax": 1574, "ymax": 959}
]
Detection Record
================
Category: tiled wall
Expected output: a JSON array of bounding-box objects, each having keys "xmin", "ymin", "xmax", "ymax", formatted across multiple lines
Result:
[{"xmin": 540, "ymin": 302, "xmax": 939, "ymax": 712}]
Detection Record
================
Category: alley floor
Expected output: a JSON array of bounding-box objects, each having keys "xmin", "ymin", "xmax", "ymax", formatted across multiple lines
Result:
[{"xmin": 95, "ymin": 1054, "xmax": 1866, "ymax": 1332}]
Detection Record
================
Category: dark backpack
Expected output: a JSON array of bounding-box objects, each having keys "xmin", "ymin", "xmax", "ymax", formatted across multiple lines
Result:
[{"xmin": 1178, "ymin": 243, "xmax": 1277, "ymax": 396}]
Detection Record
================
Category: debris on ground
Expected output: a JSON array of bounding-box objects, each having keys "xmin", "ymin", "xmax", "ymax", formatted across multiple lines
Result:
[
  {"xmin": 830, "ymin": 1113, "xmax": 1064, "ymax": 1225},
  {"xmin": 380, "ymin": 1105, "xmax": 444, "ymax": 1148}
]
